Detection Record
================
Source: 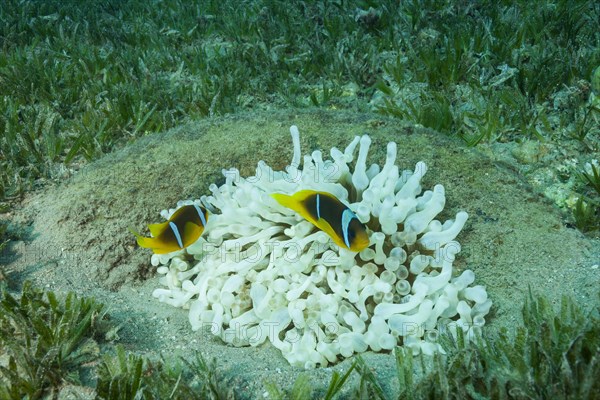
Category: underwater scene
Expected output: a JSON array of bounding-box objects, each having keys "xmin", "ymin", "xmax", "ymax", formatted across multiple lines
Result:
[{"xmin": 0, "ymin": 1, "xmax": 599, "ymax": 399}]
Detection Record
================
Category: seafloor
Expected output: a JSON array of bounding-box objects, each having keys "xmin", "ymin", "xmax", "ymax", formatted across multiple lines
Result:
[{"xmin": 4, "ymin": 109, "xmax": 600, "ymax": 398}]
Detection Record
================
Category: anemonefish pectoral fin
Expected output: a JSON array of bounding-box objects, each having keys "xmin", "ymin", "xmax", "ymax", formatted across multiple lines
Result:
[
  {"xmin": 182, "ymin": 221, "xmax": 203, "ymax": 247},
  {"xmin": 350, "ymin": 234, "xmax": 371, "ymax": 252},
  {"xmin": 314, "ymin": 218, "xmax": 348, "ymax": 249}
]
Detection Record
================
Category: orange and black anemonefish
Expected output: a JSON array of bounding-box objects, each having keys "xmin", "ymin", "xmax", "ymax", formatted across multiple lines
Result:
[
  {"xmin": 271, "ymin": 190, "xmax": 370, "ymax": 252},
  {"xmin": 130, "ymin": 204, "xmax": 209, "ymax": 254}
]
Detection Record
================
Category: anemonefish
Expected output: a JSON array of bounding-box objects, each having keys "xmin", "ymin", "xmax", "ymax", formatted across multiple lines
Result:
[
  {"xmin": 271, "ymin": 190, "xmax": 370, "ymax": 252},
  {"xmin": 130, "ymin": 204, "xmax": 209, "ymax": 254}
]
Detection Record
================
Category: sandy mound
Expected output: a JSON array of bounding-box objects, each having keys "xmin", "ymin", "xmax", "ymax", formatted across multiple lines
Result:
[{"xmin": 4, "ymin": 110, "xmax": 599, "ymax": 397}]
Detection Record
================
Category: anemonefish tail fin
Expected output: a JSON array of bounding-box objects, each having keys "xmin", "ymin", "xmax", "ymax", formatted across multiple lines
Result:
[
  {"xmin": 128, "ymin": 226, "xmax": 143, "ymax": 239},
  {"xmin": 128, "ymin": 226, "xmax": 155, "ymax": 249},
  {"xmin": 148, "ymin": 221, "xmax": 169, "ymax": 236},
  {"xmin": 271, "ymin": 193, "xmax": 304, "ymax": 215}
]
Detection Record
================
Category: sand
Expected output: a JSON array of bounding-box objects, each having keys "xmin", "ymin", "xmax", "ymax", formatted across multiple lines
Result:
[{"xmin": 3, "ymin": 109, "xmax": 599, "ymax": 398}]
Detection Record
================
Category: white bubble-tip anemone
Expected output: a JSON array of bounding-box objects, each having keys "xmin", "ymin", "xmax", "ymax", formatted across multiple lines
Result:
[{"xmin": 149, "ymin": 126, "xmax": 490, "ymax": 369}]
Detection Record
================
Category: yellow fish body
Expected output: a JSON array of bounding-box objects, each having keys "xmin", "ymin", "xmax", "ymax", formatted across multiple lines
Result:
[
  {"xmin": 271, "ymin": 190, "xmax": 370, "ymax": 252},
  {"xmin": 131, "ymin": 204, "xmax": 208, "ymax": 254}
]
